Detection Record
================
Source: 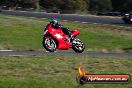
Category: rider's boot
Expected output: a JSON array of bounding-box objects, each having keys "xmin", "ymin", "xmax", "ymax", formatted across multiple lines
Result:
[{"xmin": 69, "ymin": 35, "xmax": 74, "ymax": 43}]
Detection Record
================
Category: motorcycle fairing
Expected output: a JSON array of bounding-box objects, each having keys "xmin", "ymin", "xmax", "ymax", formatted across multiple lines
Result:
[
  {"xmin": 71, "ymin": 30, "xmax": 80, "ymax": 37},
  {"xmin": 46, "ymin": 24, "xmax": 71, "ymax": 50}
]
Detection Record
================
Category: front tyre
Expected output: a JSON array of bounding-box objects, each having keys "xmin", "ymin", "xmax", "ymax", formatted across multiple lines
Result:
[
  {"xmin": 43, "ymin": 38, "xmax": 57, "ymax": 52},
  {"xmin": 72, "ymin": 39, "xmax": 85, "ymax": 53}
]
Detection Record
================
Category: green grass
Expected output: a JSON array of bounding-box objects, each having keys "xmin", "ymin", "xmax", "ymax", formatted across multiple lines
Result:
[
  {"xmin": 0, "ymin": 14, "xmax": 132, "ymax": 53},
  {"xmin": 0, "ymin": 56, "xmax": 132, "ymax": 88}
]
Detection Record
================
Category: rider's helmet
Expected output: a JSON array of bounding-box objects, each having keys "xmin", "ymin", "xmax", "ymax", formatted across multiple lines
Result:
[{"xmin": 50, "ymin": 18, "xmax": 58, "ymax": 25}]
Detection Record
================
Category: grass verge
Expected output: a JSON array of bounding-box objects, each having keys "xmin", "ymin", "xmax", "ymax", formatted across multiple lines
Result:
[{"xmin": 0, "ymin": 56, "xmax": 132, "ymax": 88}]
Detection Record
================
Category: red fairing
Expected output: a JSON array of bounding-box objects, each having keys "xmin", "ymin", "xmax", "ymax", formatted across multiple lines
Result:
[
  {"xmin": 71, "ymin": 30, "xmax": 80, "ymax": 37},
  {"xmin": 44, "ymin": 24, "xmax": 81, "ymax": 50},
  {"xmin": 45, "ymin": 24, "xmax": 71, "ymax": 50},
  {"xmin": 43, "ymin": 22, "xmax": 85, "ymax": 53}
]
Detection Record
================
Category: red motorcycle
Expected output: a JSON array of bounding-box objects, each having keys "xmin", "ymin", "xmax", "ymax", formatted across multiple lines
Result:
[{"xmin": 42, "ymin": 24, "xmax": 85, "ymax": 53}]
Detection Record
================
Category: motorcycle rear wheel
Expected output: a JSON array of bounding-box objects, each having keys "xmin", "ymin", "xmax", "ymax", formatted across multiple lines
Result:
[
  {"xmin": 43, "ymin": 38, "xmax": 57, "ymax": 52},
  {"xmin": 72, "ymin": 39, "xmax": 85, "ymax": 53}
]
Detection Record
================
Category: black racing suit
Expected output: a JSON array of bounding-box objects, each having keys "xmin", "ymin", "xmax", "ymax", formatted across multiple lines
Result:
[{"xmin": 50, "ymin": 23, "xmax": 72, "ymax": 37}]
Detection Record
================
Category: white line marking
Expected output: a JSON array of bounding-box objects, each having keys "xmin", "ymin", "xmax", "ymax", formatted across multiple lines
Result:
[
  {"xmin": 46, "ymin": 51, "xmax": 57, "ymax": 52},
  {"xmin": 0, "ymin": 50, "xmax": 13, "ymax": 51},
  {"xmin": 74, "ymin": 21, "xmax": 79, "ymax": 22},
  {"xmin": 81, "ymin": 22, "xmax": 88, "ymax": 23},
  {"xmin": 93, "ymin": 23, "xmax": 98, "ymax": 24},
  {"xmin": 9, "ymin": 55, "xmax": 24, "ymax": 56}
]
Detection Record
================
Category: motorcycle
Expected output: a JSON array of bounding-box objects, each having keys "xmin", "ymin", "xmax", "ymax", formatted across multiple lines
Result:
[
  {"xmin": 42, "ymin": 24, "xmax": 85, "ymax": 53},
  {"xmin": 122, "ymin": 13, "xmax": 132, "ymax": 24}
]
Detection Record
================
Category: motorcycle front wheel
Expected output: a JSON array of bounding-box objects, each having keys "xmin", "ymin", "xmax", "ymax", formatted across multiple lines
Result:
[
  {"xmin": 43, "ymin": 38, "xmax": 57, "ymax": 52},
  {"xmin": 72, "ymin": 38, "xmax": 85, "ymax": 53}
]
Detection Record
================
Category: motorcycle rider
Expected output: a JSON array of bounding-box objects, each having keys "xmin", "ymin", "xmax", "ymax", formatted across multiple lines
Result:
[{"xmin": 45, "ymin": 18, "xmax": 73, "ymax": 42}]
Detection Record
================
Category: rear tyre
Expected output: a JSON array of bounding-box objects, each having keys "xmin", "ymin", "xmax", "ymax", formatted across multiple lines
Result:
[
  {"xmin": 43, "ymin": 38, "xmax": 57, "ymax": 52},
  {"xmin": 72, "ymin": 39, "xmax": 85, "ymax": 53}
]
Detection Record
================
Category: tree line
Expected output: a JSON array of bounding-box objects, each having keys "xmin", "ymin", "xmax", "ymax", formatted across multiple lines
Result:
[{"xmin": 0, "ymin": 0, "xmax": 132, "ymax": 13}]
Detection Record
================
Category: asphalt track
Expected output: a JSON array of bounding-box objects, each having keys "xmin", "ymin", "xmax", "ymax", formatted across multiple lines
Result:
[
  {"xmin": 0, "ymin": 50, "xmax": 132, "ymax": 58},
  {"xmin": 1, "ymin": 10, "xmax": 132, "ymax": 27}
]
